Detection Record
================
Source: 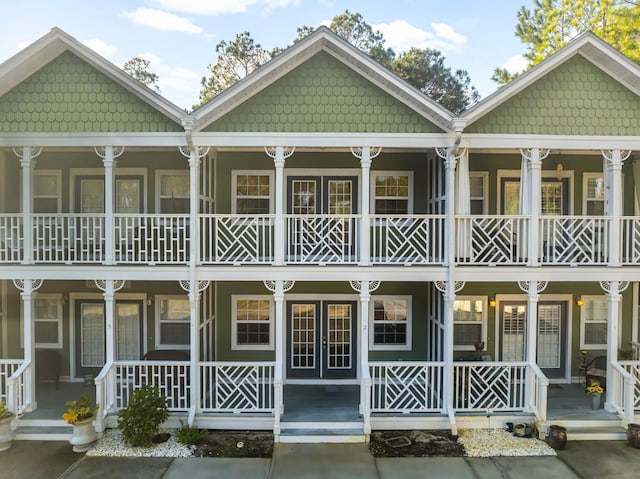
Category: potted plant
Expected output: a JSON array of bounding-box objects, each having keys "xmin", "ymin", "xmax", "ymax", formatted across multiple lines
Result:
[
  {"xmin": 586, "ymin": 380, "xmax": 604, "ymax": 409},
  {"xmin": 62, "ymin": 394, "xmax": 98, "ymax": 452},
  {"xmin": 0, "ymin": 401, "xmax": 15, "ymax": 452}
]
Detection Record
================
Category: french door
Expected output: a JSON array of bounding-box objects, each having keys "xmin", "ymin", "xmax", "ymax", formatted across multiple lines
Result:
[
  {"xmin": 500, "ymin": 301, "xmax": 567, "ymax": 379},
  {"xmin": 286, "ymin": 300, "xmax": 357, "ymax": 379},
  {"xmin": 75, "ymin": 299, "xmax": 143, "ymax": 377},
  {"xmin": 286, "ymin": 176, "xmax": 358, "ymax": 262}
]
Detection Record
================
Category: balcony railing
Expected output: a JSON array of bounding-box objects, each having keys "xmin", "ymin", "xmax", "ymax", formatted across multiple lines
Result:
[{"xmin": 1, "ymin": 213, "xmax": 636, "ymax": 266}]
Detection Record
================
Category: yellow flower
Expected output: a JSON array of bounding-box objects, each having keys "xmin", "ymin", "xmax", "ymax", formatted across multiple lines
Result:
[
  {"xmin": 586, "ymin": 381, "xmax": 604, "ymax": 395},
  {"xmin": 62, "ymin": 407, "xmax": 79, "ymax": 425},
  {"xmin": 62, "ymin": 394, "xmax": 97, "ymax": 424}
]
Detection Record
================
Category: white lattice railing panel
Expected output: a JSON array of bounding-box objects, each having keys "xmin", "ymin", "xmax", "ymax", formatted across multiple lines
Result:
[
  {"xmin": 540, "ymin": 216, "xmax": 610, "ymax": 265},
  {"xmin": 371, "ymin": 215, "xmax": 445, "ymax": 264},
  {"xmin": 33, "ymin": 214, "xmax": 105, "ymax": 263},
  {"xmin": 200, "ymin": 215, "xmax": 274, "ymax": 264},
  {"xmin": 0, "ymin": 360, "xmax": 23, "ymax": 405},
  {"xmin": 286, "ymin": 215, "xmax": 359, "ymax": 264},
  {"xmin": 115, "ymin": 215, "xmax": 189, "ymax": 264},
  {"xmin": 621, "ymin": 217, "xmax": 640, "ymax": 265},
  {"xmin": 456, "ymin": 216, "xmax": 529, "ymax": 265},
  {"xmin": 453, "ymin": 362, "xmax": 528, "ymax": 412},
  {"xmin": 0, "ymin": 215, "xmax": 23, "ymax": 263},
  {"xmin": 619, "ymin": 361, "xmax": 640, "ymax": 410},
  {"xmin": 114, "ymin": 361, "xmax": 190, "ymax": 411},
  {"xmin": 200, "ymin": 362, "xmax": 275, "ymax": 413},
  {"xmin": 369, "ymin": 362, "xmax": 444, "ymax": 413}
]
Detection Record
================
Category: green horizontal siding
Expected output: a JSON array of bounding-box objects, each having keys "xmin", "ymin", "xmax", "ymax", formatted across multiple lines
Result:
[
  {"xmin": 466, "ymin": 55, "xmax": 640, "ymax": 135},
  {"xmin": 0, "ymin": 51, "xmax": 182, "ymax": 133},
  {"xmin": 206, "ymin": 51, "xmax": 443, "ymax": 133}
]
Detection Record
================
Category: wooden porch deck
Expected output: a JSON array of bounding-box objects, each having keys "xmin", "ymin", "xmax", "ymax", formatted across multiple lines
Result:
[
  {"xmin": 281, "ymin": 385, "xmax": 360, "ymax": 422},
  {"xmin": 547, "ymin": 383, "xmax": 619, "ymax": 421}
]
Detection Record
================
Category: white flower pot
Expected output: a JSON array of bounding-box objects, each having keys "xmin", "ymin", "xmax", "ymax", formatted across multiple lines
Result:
[
  {"xmin": 0, "ymin": 415, "xmax": 15, "ymax": 452},
  {"xmin": 69, "ymin": 417, "xmax": 96, "ymax": 453}
]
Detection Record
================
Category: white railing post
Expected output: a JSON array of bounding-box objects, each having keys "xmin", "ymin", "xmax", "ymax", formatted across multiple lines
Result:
[
  {"xmin": 623, "ymin": 373, "xmax": 634, "ymax": 426},
  {"xmin": 14, "ymin": 279, "xmax": 42, "ymax": 411},
  {"xmin": 602, "ymin": 150, "xmax": 630, "ymax": 266}
]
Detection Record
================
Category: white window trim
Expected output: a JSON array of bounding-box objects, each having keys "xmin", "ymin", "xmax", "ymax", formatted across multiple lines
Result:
[
  {"xmin": 369, "ymin": 295, "xmax": 412, "ymax": 351},
  {"xmin": 469, "ymin": 171, "xmax": 489, "ymax": 215},
  {"xmin": 155, "ymin": 294, "xmax": 190, "ymax": 350},
  {"xmin": 34, "ymin": 294, "xmax": 63, "ymax": 349},
  {"xmin": 231, "ymin": 170, "xmax": 275, "ymax": 214},
  {"xmin": 582, "ymin": 172, "xmax": 623, "ymax": 215},
  {"xmin": 370, "ymin": 171, "xmax": 414, "ymax": 215},
  {"xmin": 155, "ymin": 169, "xmax": 190, "ymax": 214},
  {"xmin": 453, "ymin": 296, "xmax": 488, "ymax": 351},
  {"xmin": 69, "ymin": 168, "xmax": 148, "ymax": 213},
  {"xmin": 496, "ymin": 169, "xmax": 574, "ymax": 215},
  {"xmin": 33, "ymin": 170, "xmax": 62, "ymax": 213},
  {"xmin": 579, "ymin": 294, "xmax": 619, "ymax": 350},
  {"xmin": 232, "ymin": 295, "xmax": 274, "ymax": 351}
]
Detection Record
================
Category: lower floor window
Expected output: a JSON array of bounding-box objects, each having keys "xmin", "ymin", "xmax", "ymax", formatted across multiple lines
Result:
[
  {"xmin": 34, "ymin": 294, "xmax": 63, "ymax": 348},
  {"xmin": 370, "ymin": 296, "xmax": 411, "ymax": 350},
  {"xmin": 157, "ymin": 296, "xmax": 190, "ymax": 349},
  {"xmin": 453, "ymin": 297, "xmax": 487, "ymax": 351},
  {"xmin": 581, "ymin": 295, "xmax": 607, "ymax": 349},
  {"xmin": 232, "ymin": 296, "xmax": 273, "ymax": 350}
]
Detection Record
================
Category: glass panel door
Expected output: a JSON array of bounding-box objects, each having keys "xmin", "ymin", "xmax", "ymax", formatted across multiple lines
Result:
[
  {"xmin": 322, "ymin": 302, "xmax": 356, "ymax": 379},
  {"xmin": 76, "ymin": 300, "xmax": 105, "ymax": 376},
  {"xmin": 287, "ymin": 302, "xmax": 320, "ymax": 379},
  {"xmin": 116, "ymin": 301, "xmax": 143, "ymax": 360},
  {"xmin": 500, "ymin": 302, "xmax": 527, "ymax": 361},
  {"xmin": 538, "ymin": 302, "xmax": 567, "ymax": 379}
]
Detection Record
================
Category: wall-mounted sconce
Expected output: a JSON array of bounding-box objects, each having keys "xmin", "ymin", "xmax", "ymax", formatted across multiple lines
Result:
[
  {"xmin": 489, "ymin": 297, "xmax": 497, "ymax": 307},
  {"xmin": 61, "ymin": 294, "xmax": 68, "ymax": 305},
  {"xmin": 556, "ymin": 163, "xmax": 563, "ymax": 180},
  {"xmin": 146, "ymin": 297, "xmax": 153, "ymax": 306},
  {"xmin": 576, "ymin": 296, "xmax": 584, "ymax": 307}
]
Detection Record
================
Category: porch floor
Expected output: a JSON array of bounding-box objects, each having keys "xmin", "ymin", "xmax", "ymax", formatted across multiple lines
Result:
[
  {"xmin": 25, "ymin": 381, "xmax": 96, "ymax": 420},
  {"xmin": 281, "ymin": 385, "xmax": 360, "ymax": 422},
  {"xmin": 547, "ymin": 383, "xmax": 619, "ymax": 421}
]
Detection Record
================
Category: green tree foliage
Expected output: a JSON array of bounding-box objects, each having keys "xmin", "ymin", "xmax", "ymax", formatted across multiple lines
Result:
[
  {"xmin": 494, "ymin": 0, "xmax": 640, "ymax": 85},
  {"xmin": 198, "ymin": 31, "xmax": 271, "ymax": 106},
  {"xmin": 123, "ymin": 57, "xmax": 160, "ymax": 93}
]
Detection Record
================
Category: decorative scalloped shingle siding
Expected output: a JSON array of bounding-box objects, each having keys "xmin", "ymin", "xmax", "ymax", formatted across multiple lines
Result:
[
  {"xmin": 206, "ymin": 51, "xmax": 442, "ymax": 133},
  {"xmin": 466, "ymin": 55, "xmax": 640, "ymax": 135},
  {"xmin": 0, "ymin": 51, "xmax": 182, "ymax": 132}
]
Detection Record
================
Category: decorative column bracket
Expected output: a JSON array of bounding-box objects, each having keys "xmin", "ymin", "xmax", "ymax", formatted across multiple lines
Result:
[
  {"xmin": 263, "ymin": 280, "xmax": 295, "ymax": 293},
  {"xmin": 179, "ymin": 280, "xmax": 211, "ymax": 295},
  {"xmin": 12, "ymin": 279, "xmax": 43, "ymax": 292},
  {"xmin": 599, "ymin": 281, "xmax": 629, "ymax": 294},
  {"xmin": 435, "ymin": 147, "xmax": 466, "ymax": 168},
  {"xmin": 94, "ymin": 280, "xmax": 126, "ymax": 293},
  {"xmin": 179, "ymin": 146, "xmax": 210, "ymax": 160},
  {"xmin": 94, "ymin": 146, "xmax": 125, "ymax": 159},
  {"xmin": 348, "ymin": 280, "xmax": 381, "ymax": 293},
  {"xmin": 517, "ymin": 281, "xmax": 548, "ymax": 294},
  {"xmin": 350, "ymin": 147, "xmax": 381, "ymax": 160},
  {"xmin": 519, "ymin": 148, "xmax": 550, "ymax": 163},
  {"xmin": 264, "ymin": 147, "xmax": 295, "ymax": 160},
  {"xmin": 434, "ymin": 281, "xmax": 465, "ymax": 294}
]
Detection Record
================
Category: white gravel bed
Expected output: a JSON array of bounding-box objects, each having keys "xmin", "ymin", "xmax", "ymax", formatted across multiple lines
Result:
[
  {"xmin": 86, "ymin": 429, "xmax": 193, "ymax": 457},
  {"xmin": 458, "ymin": 428, "xmax": 556, "ymax": 457}
]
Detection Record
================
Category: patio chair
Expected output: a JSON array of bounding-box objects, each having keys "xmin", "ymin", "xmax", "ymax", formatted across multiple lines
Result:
[
  {"xmin": 585, "ymin": 355, "xmax": 607, "ymax": 387},
  {"xmin": 35, "ymin": 349, "xmax": 61, "ymax": 389}
]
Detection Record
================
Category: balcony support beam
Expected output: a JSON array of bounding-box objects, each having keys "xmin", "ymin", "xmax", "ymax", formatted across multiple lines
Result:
[
  {"xmin": 602, "ymin": 150, "xmax": 630, "ymax": 266},
  {"xmin": 266, "ymin": 147, "xmax": 294, "ymax": 266},
  {"xmin": 15, "ymin": 147, "xmax": 41, "ymax": 264},
  {"xmin": 600, "ymin": 280, "xmax": 629, "ymax": 410}
]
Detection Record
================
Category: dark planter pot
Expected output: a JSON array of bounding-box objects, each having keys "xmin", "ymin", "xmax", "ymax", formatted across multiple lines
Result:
[
  {"xmin": 152, "ymin": 433, "xmax": 171, "ymax": 444},
  {"xmin": 547, "ymin": 425, "xmax": 567, "ymax": 450},
  {"xmin": 627, "ymin": 423, "xmax": 640, "ymax": 449}
]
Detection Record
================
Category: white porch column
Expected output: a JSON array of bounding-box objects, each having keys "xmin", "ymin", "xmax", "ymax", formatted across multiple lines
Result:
[
  {"xmin": 600, "ymin": 280, "xmax": 629, "ymax": 409},
  {"xmin": 602, "ymin": 150, "xmax": 630, "ymax": 266},
  {"xmin": 103, "ymin": 280, "xmax": 116, "ymax": 364},
  {"xmin": 435, "ymin": 148, "xmax": 463, "ymax": 266},
  {"xmin": 95, "ymin": 147, "xmax": 124, "ymax": 265},
  {"xmin": 351, "ymin": 147, "xmax": 381, "ymax": 266},
  {"xmin": 179, "ymin": 145, "xmax": 209, "ymax": 268},
  {"xmin": 16, "ymin": 147, "xmax": 41, "ymax": 264},
  {"xmin": 266, "ymin": 147, "xmax": 294, "ymax": 266},
  {"xmin": 521, "ymin": 149, "xmax": 549, "ymax": 266},
  {"xmin": 13, "ymin": 279, "xmax": 43, "ymax": 411}
]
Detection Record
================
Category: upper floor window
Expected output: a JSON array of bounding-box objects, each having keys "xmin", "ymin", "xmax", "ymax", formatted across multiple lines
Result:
[
  {"xmin": 369, "ymin": 296, "xmax": 411, "ymax": 350},
  {"xmin": 232, "ymin": 172, "xmax": 273, "ymax": 214},
  {"xmin": 157, "ymin": 171, "xmax": 189, "ymax": 213},
  {"xmin": 453, "ymin": 297, "xmax": 487, "ymax": 351},
  {"xmin": 469, "ymin": 172, "xmax": 488, "ymax": 215},
  {"xmin": 372, "ymin": 172, "xmax": 412, "ymax": 215},
  {"xmin": 34, "ymin": 171, "xmax": 62, "ymax": 213},
  {"xmin": 583, "ymin": 174, "xmax": 605, "ymax": 215}
]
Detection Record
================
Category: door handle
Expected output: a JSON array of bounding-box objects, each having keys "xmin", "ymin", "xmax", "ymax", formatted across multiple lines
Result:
[{"xmin": 322, "ymin": 336, "xmax": 327, "ymax": 347}]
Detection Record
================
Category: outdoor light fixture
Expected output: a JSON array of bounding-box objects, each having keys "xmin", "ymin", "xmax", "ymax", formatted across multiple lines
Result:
[
  {"xmin": 146, "ymin": 297, "xmax": 153, "ymax": 306},
  {"xmin": 576, "ymin": 296, "xmax": 584, "ymax": 307},
  {"xmin": 489, "ymin": 297, "xmax": 496, "ymax": 307},
  {"xmin": 556, "ymin": 163, "xmax": 563, "ymax": 180}
]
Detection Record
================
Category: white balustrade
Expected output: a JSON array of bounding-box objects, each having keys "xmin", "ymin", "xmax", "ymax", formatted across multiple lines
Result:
[
  {"xmin": 5, "ymin": 360, "xmax": 29, "ymax": 415},
  {"xmin": 371, "ymin": 215, "xmax": 445, "ymax": 264},
  {"xmin": 32, "ymin": 214, "xmax": 105, "ymax": 263},
  {"xmin": 199, "ymin": 362, "xmax": 275, "ymax": 413},
  {"xmin": 456, "ymin": 216, "xmax": 529, "ymax": 265},
  {"xmin": 286, "ymin": 215, "xmax": 359, "ymax": 264},
  {"xmin": 0, "ymin": 360, "xmax": 23, "ymax": 406},
  {"xmin": 540, "ymin": 216, "xmax": 610, "ymax": 265},
  {"xmin": 453, "ymin": 362, "xmax": 528, "ymax": 412},
  {"xmin": 199, "ymin": 215, "xmax": 274, "ymax": 264},
  {"xmin": 621, "ymin": 217, "xmax": 640, "ymax": 265},
  {"xmin": 529, "ymin": 363, "xmax": 549, "ymax": 422},
  {"xmin": 115, "ymin": 215, "xmax": 189, "ymax": 264},
  {"xmin": 0, "ymin": 215, "xmax": 23, "ymax": 262},
  {"xmin": 94, "ymin": 362, "xmax": 116, "ymax": 433},
  {"xmin": 618, "ymin": 361, "xmax": 640, "ymax": 413},
  {"xmin": 369, "ymin": 362, "xmax": 444, "ymax": 413},
  {"xmin": 113, "ymin": 361, "xmax": 190, "ymax": 411}
]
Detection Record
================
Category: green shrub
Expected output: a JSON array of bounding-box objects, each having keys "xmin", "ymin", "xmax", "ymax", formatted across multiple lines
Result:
[
  {"xmin": 176, "ymin": 419, "xmax": 207, "ymax": 446},
  {"xmin": 117, "ymin": 385, "xmax": 169, "ymax": 447}
]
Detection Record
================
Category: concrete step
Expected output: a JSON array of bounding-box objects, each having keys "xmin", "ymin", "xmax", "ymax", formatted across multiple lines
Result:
[
  {"xmin": 278, "ymin": 428, "xmax": 366, "ymax": 444},
  {"xmin": 564, "ymin": 426, "xmax": 627, "ymax": 441},
  {"xmin": 14, "ymin": 425, "xmax": 73, "ymax": 441}
]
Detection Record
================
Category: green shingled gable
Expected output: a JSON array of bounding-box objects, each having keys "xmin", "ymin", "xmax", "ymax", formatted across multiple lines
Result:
[
  {"xmin": 466, "ymin": 55, "xmax": 640, "ymax": 135},
  {"xmin": 205, "ymin": 51, "xmax": 442, "ymax": 133},
  {"xmin": 0, "ymin": 51, "xmax": 182, "ymax": 133}
]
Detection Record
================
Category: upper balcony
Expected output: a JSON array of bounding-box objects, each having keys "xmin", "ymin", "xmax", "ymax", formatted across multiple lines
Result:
[{"xmin": 2, "ymin": 212, "xmax": 639, "ymax": 267}]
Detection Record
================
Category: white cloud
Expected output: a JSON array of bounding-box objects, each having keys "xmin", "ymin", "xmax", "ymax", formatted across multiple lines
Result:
[
  {"xmin": 82, "ymin": 39, "xmax": 117, "ymax": 58},
  {"xmin": 136, "ymin": 52, "xmax": 200, "ymax": 102},
  {"xmin": 123, "ymin": 8, "xmax": 204, "ymax": 34},
  {"xmin": 374, "ymin": 20, "xmax": 467, "ymax": 54},
  {"xmin": 152, "ymin": 0, "xmax": 299, "ymax": 15},
  {"xmin": 502, "ymin": 55, "xmax": 528, "ymax": 73}
]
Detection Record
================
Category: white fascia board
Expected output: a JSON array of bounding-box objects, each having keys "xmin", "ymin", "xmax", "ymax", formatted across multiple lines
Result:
[
  {"xmin": 0, "ymin": 132, "xmax": 187, "ymax": 147},
  {"xmin": 0, "ymin": 265, "xmax": 189, "ymax": 281},
  {"xmin": 460, "ymin": 134, "xmax": 640, "ymax": 151},
  {"xmin": 455, "ymin": 266, "xmax": 640, "ymax": 282},
  {"xmin": 193, "ymin": 132, "xmax": 452, "ymax": 149}
]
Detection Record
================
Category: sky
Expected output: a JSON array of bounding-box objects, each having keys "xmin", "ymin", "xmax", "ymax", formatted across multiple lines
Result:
[{"xmin": 0, "ymin": 0, "xmax": 534, "ymax": 110}]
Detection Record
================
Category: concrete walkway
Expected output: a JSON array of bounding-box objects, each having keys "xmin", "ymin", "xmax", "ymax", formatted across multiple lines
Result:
[{"xmin": 3, "ymin": 440, "xmax": 640, "ymax": 478}]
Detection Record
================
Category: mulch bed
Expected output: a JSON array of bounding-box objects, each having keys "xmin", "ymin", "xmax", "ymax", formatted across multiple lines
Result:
[
  {"xmin": 192, "ymin": 430, "xmax": 274, "ymax": 458},
  {"xmin": 369, "ymin": 430, "xmax": 465, "ymax": 457}
]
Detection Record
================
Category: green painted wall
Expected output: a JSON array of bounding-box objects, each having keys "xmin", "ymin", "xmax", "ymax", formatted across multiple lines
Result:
[
  {"xmin": 215, "ymin": 281, "xmax": 430, "ymax": 362},
  {"xmin": 466, "ymin": 55, "xmax": 640, "ymax": 136},
  {"xmin": 0, "ymin": 51, "xmax": 182, "ymax": 133},
  {"xmin": 206, "ymin": 51, "xmax": 443, "ymax": 133}
]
